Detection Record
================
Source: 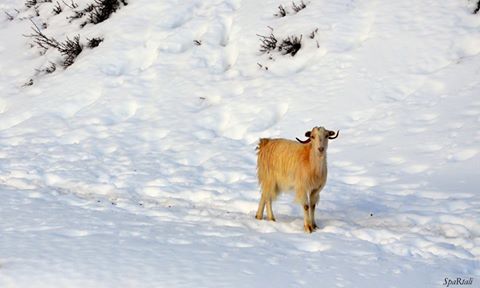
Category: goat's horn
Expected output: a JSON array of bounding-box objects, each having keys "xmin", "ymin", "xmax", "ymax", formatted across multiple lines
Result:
[
  {"xmin": 297, "ymin": 131, "xmax": 312, "ymax": 144},
  {"xmin": 328, "ymin": 130, "xmax": 339, "ymax": 139},
  {"xmin": 296, "ymin": 137, "xmax": 311, "ymax": 144}
]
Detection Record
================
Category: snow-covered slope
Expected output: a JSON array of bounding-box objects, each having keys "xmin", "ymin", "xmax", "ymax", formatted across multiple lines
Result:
[{"xmin": 0, "ymin": 0, "xmax": 479, "ymax": 287}]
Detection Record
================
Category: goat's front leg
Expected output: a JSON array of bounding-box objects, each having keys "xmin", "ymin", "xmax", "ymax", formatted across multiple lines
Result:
[
  {"xmin": 310, "ymin": 189, "xmax": 320, "ymax": 230},
  {"xmin": 299, "ymin": 189, "xmax": 314, "ymax": 233},
  {"xmin": 303, "ymin": 203, "xmax": 314, "ymax": 233}
]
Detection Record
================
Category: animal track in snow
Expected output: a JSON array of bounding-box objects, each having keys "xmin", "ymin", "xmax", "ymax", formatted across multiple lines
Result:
[
  {"xmin": 381, "ymin": 156, "xmax": 406, "ymax": 165},
  {"xmin": 248, "ymin": 103, "xmax": 289, "ymax": 133},
  {"xmin": 102, "ymin": 99, "xmax": 138, "ymax": 123},
  {"xmin": 179, "ymin": 1, "xmax": 239, "ymax": 73},
  {"xmin": 294, "ymin": 241, "xmax": 331, "ymax": 252},
  {"xmin": 196, "ymin": 99, "xmax": 287, "ymax": 141},
  {"xmin": 419, "ymin": 144, "xmax": 443, "ymax": 153},
  {"xmin": 59, "ymin": 230, "xmax": 91, "ymax": 237},
  {"xmin": 0, "ymin": 97, "xmax": 6, "ymax": 114},
  {"xmin": 332, "ymin": 162, "xmax": 367, "ymax": 175},
  {"xmin": 167, "ymin": 238, "xmax": 191, "ymax": 245},
  {"xmin": 450, "ymin": 149, "xmax": 478, "ymax": 161},
  {"xmin": 403, "ymin": 164, "xmax": 429, "ymax": 174},
  {"xmin": 461, "ymin": 109, "xmax": 480, "ymax": 117},
  {"xmin": 202, "ymin": 15, "xmax": 233, "ymax": 47},
  {"xmin": 414, "ymin": 113, "xmax": 439, "ymax": 124},
  {"xmin": 339, "ymin": 176, "xmax": 378, "ymax": 188},
  {"xmin": 158, "ymin": 4, "xmax": 195, "ymax": 29}
]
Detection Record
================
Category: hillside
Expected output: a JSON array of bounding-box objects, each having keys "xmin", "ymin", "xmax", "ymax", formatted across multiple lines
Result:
[{"xmin": 0, "ymin": 0, "xmax": 479, "ymax": 287}]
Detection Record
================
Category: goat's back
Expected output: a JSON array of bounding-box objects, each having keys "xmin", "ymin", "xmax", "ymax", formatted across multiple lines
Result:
[{"xmin": 257, "ymin": 138, "xmax": 310, "ymax": 189}]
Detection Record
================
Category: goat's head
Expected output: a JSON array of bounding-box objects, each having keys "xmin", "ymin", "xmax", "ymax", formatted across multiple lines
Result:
[{"xmin": 296, "ymin": 127, "xmax": 339, "ymax": 154}]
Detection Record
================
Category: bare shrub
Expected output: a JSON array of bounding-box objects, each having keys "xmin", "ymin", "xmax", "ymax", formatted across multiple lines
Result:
[
  {"xmin": 25, "ymin": 0, "xmax": 38, "ymax": 8},
  {"xmin": 257, "ymin": 27, "xmax": 278, "ymax": 54},
  {"xmin": 4, "ymin": 11, "xmax": 15, "ymax": 21},
  {"xmin": 36, "ymin": 62, "xmax": 57, "ymax": 74},
  {"xmin": 25, "ymin": 0, "xmax": 52, "ymax": 8},
  {"xmin": 87, "ymin": 0, "xmax": 128, "ymax": 25},
  {"xmin": 87, "ymin": 37, "xmax": 103, "ymax": 48},
  {"xmin": 291, "ymin": 0, "xmax": 306, "ymax": 13},
  {"xmin": 68, "ymin": 3, "xmax": 94, "ymax": 21},
  {"xmin": 274, "ymin": 5, "xmax": 287, "ymax": 17},
  {"xmin": 23, "ymin": 79, "xmax": 34, "ymax": 86},
  {"xmin": 53, "ymin": 1, "xmax": 62, "ymax": 14},
  {"xmin": 24, "ymin": 21, "xmax": 83, "ymax": 67},
  {"xmin": 62, "ymin": 0, "xmax": 78, "ymax": 9},
  {"xmin": 278, "ymin": 35, "xmax": 302, "ymax": 56},
  {"xmin": 61, "ymin": 35, "xmax": 83, "ymax": 67}
]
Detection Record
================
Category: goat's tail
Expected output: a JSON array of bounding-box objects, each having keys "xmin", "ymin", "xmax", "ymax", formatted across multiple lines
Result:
[{"xmin": 256, "ymin": 138, "xmax": 270, "ymax": 151}]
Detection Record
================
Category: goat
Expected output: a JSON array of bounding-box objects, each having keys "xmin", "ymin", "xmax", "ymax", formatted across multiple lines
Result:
[{"xmin": 255, "ymin": 127, "xmax": 339, "ymax": 233}]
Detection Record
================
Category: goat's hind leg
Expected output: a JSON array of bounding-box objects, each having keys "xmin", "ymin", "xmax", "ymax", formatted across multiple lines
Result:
[
  {"xmin": 266, "ymin": 196, "xmax": 276, "ymax": 221},
  {"xmin": 257, "ymin": 183, "xmax": 276, "ymax": 221},
  {"xmin": 255, "ymin": 193, "xmax": 266, "ymax": 220},
  {"xmin": 255, "ymin": 194, "xmax": 276, "ymax": 221}
]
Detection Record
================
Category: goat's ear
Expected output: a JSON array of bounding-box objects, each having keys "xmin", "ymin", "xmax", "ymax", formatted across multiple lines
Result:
[{"xmin": 305, "ymin": 131, "xmax": 311, "ymax": 138}]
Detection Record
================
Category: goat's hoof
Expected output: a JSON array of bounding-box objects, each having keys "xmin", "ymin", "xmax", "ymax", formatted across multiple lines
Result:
[
  {"xmin": 255, "ymin": 215, "xmax": 263, "ymax": 220},
  {"xmin": 304, "ymin": 224, "xmax": 314, "ymax": 233},
  {"xmin": 267, "ymin": 217, "xmax": 276, "ymax": 222}
]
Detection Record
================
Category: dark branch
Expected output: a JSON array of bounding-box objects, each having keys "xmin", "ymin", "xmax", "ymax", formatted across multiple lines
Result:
[
  {"xmin": 62, "ymin": 0, "xmax": 78, "ymax": 9},
  {"xmin": 291, "ymin": 0, "xmax": 306, "ymax": 13},
  {"xmin": 257, "ymin": 27, "xmax": 277, "ymax": 54},
  {"xmin": 278, "ymin": 34, "xmax": 302, "ymax": 56},
  {"xmin": 53, "ymin": 1, "xmax": 62, "ymax": 14},
  {"xmin": 274, "ymin": 5, "xmax": 287, "ymax": 17}
]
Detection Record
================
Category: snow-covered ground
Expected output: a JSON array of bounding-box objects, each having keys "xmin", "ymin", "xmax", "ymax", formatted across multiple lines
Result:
[{"xmin": 0, "ymin": 0, "xmax": 479, "ymax": 287}]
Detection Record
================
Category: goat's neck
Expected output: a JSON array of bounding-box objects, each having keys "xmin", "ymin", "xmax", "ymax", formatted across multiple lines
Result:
[{"xmin": 309, "ymin": 148, "xmax": 327, "ymax": 171}]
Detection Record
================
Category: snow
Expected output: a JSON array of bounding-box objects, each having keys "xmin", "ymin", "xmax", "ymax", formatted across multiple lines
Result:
[{"xmin": 0, "ymin": 0, "xmax": 479, "ymax": 287}]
